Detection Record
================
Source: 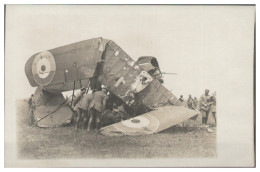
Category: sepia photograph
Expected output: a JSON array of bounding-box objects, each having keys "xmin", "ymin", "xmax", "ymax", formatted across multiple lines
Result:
[{"xmin": 4, "ymin": 4, "xmax": 255, "ymax": 167}]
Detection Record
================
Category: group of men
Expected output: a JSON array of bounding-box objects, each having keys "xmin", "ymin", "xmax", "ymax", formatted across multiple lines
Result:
[
  {"xmin": 72, "ymin": 87, "xmax": 108, "ymax": 131},
  {"xmin": 179, "ymin": 94, "xmax": 199, "ymax": 110},
  {"xmin": 27, "ymin": 85, "xmax": 131, "ymax": 130},
  {"xmin": 179, "ymin": 89, "xmax": 217, "ymax": 126},
  {"xmin": 28, "ymin": 86, "xmax": 216, "ymax": 129}
]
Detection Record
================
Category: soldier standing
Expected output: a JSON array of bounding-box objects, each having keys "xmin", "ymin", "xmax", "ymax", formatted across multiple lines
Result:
[
  {"xmin": 87, "ymin": 87, "xmax": 108, "ymax": 131},
  {"xmin": 187, "ymin": 95, "xmax": 193, "ymax": 109},
  {"xmin": 74, "ymin": 91, "xmax": 94, "ymax": 130},
  {"xmin": 28, "ymin": 94, "xmax": 35, "ymax": 125},
  {"xmin": 71, "ymin": 88, "xmax": 87, "ymax": 127},
  {"xmin": 73, "ymin": 88, "xmax": 87, "ymax": 107},
  {"xmin": 199, "ymin": 89, "xmax": 211, "ymax": 125},
  {"xmin": 192, "ymin": 97, "xmax": 199, "ymax": 110},
  {"xmin": 28, "ymin": 94, "xmax": 34, "ymax": 107},
  {"xmin": 211, "ymin": 92, "xmax": 217, "ymax": 126}
]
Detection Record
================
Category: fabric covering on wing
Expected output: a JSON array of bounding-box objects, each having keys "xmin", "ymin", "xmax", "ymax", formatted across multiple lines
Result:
[
  {"xmin": 100, "ymin": 105, "xmax": 198, "ymax": 136},
  {"xmin": 33, "ymin": 87, "xmax": 74, "ymax": 127}
]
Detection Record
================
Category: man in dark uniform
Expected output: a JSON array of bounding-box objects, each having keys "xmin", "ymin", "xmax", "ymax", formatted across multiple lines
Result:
[
  {"xmin": 28, "ymin": 94, "xmax": 35, "ymax": 125},
  {"xmin": 199, "ymin": 89, "xmax": 211, "ymax": 125},
  {"xmin": 112, "ymin": 103, "xmax": 130, "ymax": 121},
  {"xmin": 179, "ymin": 95, "xmax": 184, "ymax": 102},
  {"xmin": 28, "ymin": 94, "xmax": 34, "ymax": 106},
  {"xmin": 187, "ymin": 95, "xmax": 193, "ymax": 109},
  {"xmin": 87, "ymin": 87, "xmax": 108, "ymax": 131},
  {"xmin": 102, "ymin": 103, "xmax": 131, "ymax": 127}
]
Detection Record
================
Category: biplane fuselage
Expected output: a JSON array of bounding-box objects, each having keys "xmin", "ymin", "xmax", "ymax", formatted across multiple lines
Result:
[{"xmin": 25, "ymin": 38, "xmax": 198, "ymax": 135}]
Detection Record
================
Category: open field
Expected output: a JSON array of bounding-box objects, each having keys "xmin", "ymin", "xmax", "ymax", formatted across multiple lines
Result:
[{"xmin": 17, "ymin": 99, "xmax": 216, "ymax": 159}]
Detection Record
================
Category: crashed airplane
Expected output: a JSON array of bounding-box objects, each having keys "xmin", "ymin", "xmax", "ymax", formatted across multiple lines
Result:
[{"xmin": 25, "ymin": 37, "xmax": 198, "ymax": 136}]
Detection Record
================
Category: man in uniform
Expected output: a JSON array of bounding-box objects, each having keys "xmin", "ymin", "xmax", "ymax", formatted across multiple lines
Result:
[
  {"xmin": 192, "ymin": 97, "xmax": 199, "ymax": 110},
  {"xmin": 210, "ymin": 92, "xmax": 217, "ymax": 126},
  {"xmin": 179, "ymin": 95, "xmax": 184, "ymax": 102},
  {"xmin": 28, "ymin": 94, "xmax": 34, "ymax": 107},
  {"xmin": 187, "ymin": 95, "xmax": 193, "ymax": 109},
  {"xmin": 74, "ymin": 90, "xmax": 94, "ymax": 130},
  {"xmin": 112, "ymin": 103, "xmax": 131, "ymax": 121},
  {"xmin": 199, "ymin": 89, "xmax": 211, "ymax": 125},
  {"xmin": 28, "ymin": 94, "xmax": 35, "ymax": 125},
  {"xmin": 73, "ymin": 88, "xmax": 87, "ymax": 107},
  {"xmin": 87, "ymin": 87, "xmax": 108, "ymax": 131},
  {"xmin": 71, "ymin": 88, "xmax": 87, "ymax": 127}
]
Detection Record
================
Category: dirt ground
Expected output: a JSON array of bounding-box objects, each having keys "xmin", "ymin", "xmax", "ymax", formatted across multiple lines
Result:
[{"xmin": 16, "ymin": 100, "xmax": 217, "ymax": 159}]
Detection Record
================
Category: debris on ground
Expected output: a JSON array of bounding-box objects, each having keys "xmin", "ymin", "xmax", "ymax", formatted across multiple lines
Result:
[{"xmin": 207, "ymin": 128, "xmax": 213, "ymax": 133}]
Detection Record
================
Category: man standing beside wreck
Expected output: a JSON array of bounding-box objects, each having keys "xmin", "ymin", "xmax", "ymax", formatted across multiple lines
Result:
[
  {"xmin": 192, "ymin": 97, "xmax": 198, "ymax": 110},
  {"xmin": 28, "ymin": 94, "xmax": 35, "ymax": 125},
  {"xmin": 72, "ymin": 88, "xmax": 86, "ymax": 126},
  {"xmin": 210, "ymin": 92, "xmax": 217, "ymax": 126},
  {"xmin": 87, "ymin": 87, "xmax": 108, "ymax": 131},
  {"xmin": 75, "ymin": 91, "xmax": 94, "ymax": 130},
  {"xmin": 187, "ymin": 95, "xmax": 193, "ymax": 109},
  {"xmin": 199, "ymin": 89, "xmax": 211, "ymax": 125}
]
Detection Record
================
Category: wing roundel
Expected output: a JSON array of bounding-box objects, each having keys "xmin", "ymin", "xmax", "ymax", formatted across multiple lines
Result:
[{"xmin": 32, "ymin": 51, "xmax": 56, "ymax": 86}]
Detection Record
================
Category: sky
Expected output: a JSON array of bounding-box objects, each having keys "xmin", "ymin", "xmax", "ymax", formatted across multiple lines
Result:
[{"xmin": 5, "ymin": 5, "xmax": 254, "ymax": 99}]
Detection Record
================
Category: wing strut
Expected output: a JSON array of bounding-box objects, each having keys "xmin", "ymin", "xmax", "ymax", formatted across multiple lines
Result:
[
  {"xmin": 71, "ymin": 81, "xmax": 76, "ymax": 106},
  {"xmin": 35, "ymin": 98, "xmax": 74, "ymax": 125}
]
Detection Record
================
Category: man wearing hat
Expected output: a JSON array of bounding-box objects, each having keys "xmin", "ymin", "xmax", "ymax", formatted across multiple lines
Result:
[
  {"xmin": 199, "ymin": 89, "xmax": 211, "ymax": 125},
  {"xmin": 87, "ymin": 86, "xmax": 108, "ymax": 131}
]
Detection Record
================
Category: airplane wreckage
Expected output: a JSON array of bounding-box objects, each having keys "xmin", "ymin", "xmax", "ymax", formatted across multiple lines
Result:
[{"xmin": 25, "ymin": 38, "xmax": 199, "ymax": 136}]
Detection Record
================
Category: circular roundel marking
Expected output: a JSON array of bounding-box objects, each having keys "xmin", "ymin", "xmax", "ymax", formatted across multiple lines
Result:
[
  {"xmin": 32, "ymin": 51, "xmax": 56, "ymax": 86},
  {"xmin": 41, "ymin": 65, "xmax": 46, "ymax": 71},
  {"xmin": 122, "ymin": 116, "xmax": 150, "ymax": 128},
  {"xmin": 131, "ymin": 119, "xmax": 140, "ymax": 123}
]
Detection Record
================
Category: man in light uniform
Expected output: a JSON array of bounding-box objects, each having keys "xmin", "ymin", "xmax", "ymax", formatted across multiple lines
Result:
[
  {"xmin": 199, "ymin": 89, "xmax": 211, "ymax": 125},
  {"xmin": 192, "ymin": 97, "xmax": 199, "ymax": 110},
  {"xmin": 74, "ymin": 88, "xmax": 94, "ymax": 130},
  {"xmin": 210, "ymin": 92, "xmax": 217, "ymax": 126},
  {"xmin": 187, "ymin": 95, "xmax": 193, "ymax": 109},
  {"xmin": 87, "ymin": 87, "xmax": 108, "ymax": 131},
  {"xmin": 71, "ymin": 88, "xmax": 86, "ymax": 127}
]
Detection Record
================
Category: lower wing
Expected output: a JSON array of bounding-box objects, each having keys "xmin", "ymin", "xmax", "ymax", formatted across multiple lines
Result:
[{"xmin": 100, "ymin": 105, "xmax": 199, "ymax": 136}]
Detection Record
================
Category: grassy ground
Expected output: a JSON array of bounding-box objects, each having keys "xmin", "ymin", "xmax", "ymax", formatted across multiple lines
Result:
[{"xmin": 17, "ymin": 99, "xmax": 216, "ymax": 159}]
